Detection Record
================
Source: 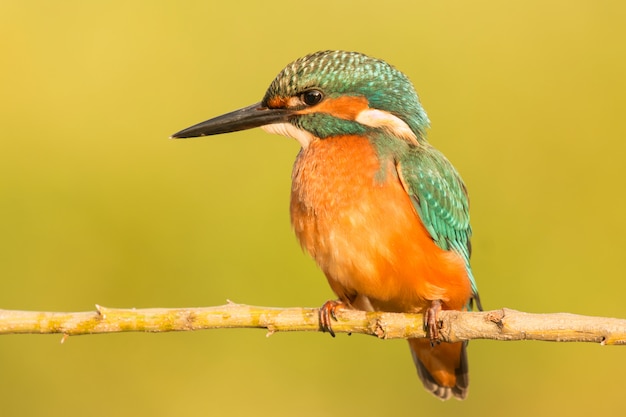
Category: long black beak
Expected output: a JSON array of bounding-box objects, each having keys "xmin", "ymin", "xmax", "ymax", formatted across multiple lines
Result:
[{"xmin": 171, "ymin": 102, "xmax": 292, "ymax": 139}]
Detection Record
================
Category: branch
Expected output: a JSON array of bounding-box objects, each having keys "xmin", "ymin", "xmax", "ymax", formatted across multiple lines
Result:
[{"xmin": 0, "ymin": 303, "xmax": 625, "ymax": 345}]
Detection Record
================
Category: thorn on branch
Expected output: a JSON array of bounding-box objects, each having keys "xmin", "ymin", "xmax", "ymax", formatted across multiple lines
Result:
[
  {"xmin": 372, "ymin": 317, "xmax": 386, "ymax": 339},
  {"xmin": 486, "ymin": 309, "xmax": 505, "ymax": 330}
]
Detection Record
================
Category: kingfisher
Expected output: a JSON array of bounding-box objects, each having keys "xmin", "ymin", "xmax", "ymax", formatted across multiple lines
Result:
[{"xmin": 172, "ymin": 50, "xmax": 481, "ymax": 400}]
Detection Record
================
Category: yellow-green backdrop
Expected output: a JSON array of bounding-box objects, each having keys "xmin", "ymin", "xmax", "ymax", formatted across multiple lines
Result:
[{"xmin": 2, "ymin": 1, "xmax": 626, "ymax": 416}]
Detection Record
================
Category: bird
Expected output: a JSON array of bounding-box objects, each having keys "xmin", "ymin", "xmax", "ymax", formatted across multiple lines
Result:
[{"xmin": 171, "ymin": 50, "xmax": 481, "ymax": 400}]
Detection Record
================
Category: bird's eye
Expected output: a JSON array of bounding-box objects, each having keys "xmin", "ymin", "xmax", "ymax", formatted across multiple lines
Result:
[{"xmin": 301, "ymin": 90, "xmax": 323, "ymax": 106}]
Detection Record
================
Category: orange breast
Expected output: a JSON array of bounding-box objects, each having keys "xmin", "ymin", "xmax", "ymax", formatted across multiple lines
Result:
[{"xmin": 290, "ymin": 135, "xmax": 472, "ymax": 313}]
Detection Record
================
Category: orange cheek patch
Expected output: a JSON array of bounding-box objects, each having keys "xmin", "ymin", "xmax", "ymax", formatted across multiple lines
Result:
[
  {"xmin": 267, "ymin": 96, "xmax": 303, "ymax": 108},
  {"xmin": 266, "ymin": 96, "xmax": 289, "ymax": 108},
  {"xmin": 298, "ymin": 96, "xmax": 369, "ymax": 120}
]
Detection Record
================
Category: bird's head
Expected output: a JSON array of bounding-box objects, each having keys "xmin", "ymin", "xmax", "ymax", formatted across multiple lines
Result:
[{"xmin": 172, "ymin": 50, "xmax": 430, "ymax": 147}]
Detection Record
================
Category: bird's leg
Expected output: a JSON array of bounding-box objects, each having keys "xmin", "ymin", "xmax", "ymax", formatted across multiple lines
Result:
[
  {"xmin": 424, "ymin": 299, "xmax": 443, "ymax": 347},
  {"xmin": 319, "ymin": 300, "xmax": 345, "ymax": 338}
]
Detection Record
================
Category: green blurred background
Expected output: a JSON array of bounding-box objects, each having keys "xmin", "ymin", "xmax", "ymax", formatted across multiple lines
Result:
[{"xmin": 1, "ymin": 1, "xmax": 626, "ymax": 416}]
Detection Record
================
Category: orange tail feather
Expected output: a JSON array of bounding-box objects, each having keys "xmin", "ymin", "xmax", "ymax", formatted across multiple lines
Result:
[{"xmin": 408, "ymin": 338, "xmax": 469, "ymax": 400}]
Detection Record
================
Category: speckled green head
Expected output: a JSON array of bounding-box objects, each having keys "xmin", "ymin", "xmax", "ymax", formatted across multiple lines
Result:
[
  {"xmin": 172, "ymin": 51, "xmax": 430, "ymax": 146},
  {"xmin": 263, "ymin": 51, "xmax": 430, "ymax": 139}
]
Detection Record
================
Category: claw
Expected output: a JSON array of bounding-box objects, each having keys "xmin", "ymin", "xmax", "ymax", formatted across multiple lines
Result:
[
  {"xmin": 424, "ymin": 299, "xmax": 443, "ymax": 347},
  {"xmin": 319, "ymin": 300, "xmax": 343, "ymax": 337}
]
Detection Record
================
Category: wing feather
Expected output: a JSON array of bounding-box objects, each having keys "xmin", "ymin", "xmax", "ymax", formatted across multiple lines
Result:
[{"xmin": 397, "ymin": 145, "xmax": 480, "ymax": 303}]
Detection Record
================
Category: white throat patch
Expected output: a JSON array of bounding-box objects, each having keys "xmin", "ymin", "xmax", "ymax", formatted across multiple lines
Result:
[{"xmin": 261, "ymin": 123, "xmax": 317, "ymax": 148}]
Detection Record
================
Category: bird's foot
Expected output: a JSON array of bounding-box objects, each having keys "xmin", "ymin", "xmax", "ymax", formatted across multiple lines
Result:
[
  {"xmin": 424, "ymin": 299, "xmax": 443, "ymax": 347},
  {"xmin": 319, "ymin": 300, "xmax": 344, "ymax": 338}
]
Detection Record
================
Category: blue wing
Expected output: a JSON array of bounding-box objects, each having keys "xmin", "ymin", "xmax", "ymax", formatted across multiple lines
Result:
[{"xmin": 396, "ymin": 144, "xmax": 480, "ymax": 308}]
